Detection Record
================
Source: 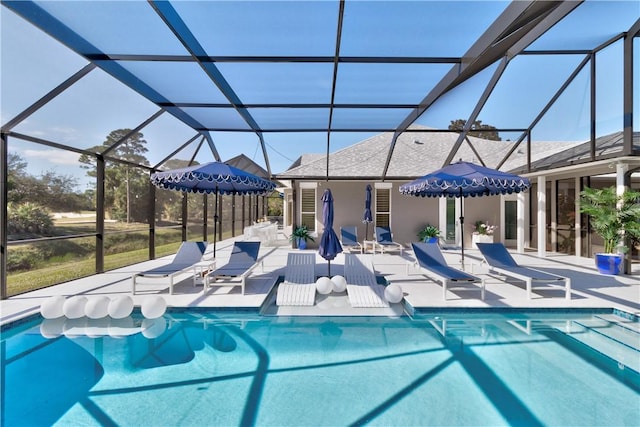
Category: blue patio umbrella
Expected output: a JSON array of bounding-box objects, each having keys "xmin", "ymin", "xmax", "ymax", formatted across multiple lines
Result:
[
  {"xmin": 318, "ymin": 189, "xmax": 343, "ymax": 276},
  {"xmin": 151, "ymin": 162, "xmax": 276, "ymax": 257},
  {"xmin": 399, "ymin": 160, "xmax": 530, "ymax": 266},
  {"xmin": 363, "ymin": 184, "xmax": 373, "ymax": 240}
]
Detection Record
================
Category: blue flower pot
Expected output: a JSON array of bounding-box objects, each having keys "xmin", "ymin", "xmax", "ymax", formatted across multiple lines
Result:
[
  {"xmin": 595, "ymin": 253, "xmax": 622, "ymax": 275},
  {"xmin": 298, "ymin": 238, "xmax": 307, "ymax": 250},
  {"xmin": 424, "ymin": 237, "xmax": 438, "ymax": 243}
]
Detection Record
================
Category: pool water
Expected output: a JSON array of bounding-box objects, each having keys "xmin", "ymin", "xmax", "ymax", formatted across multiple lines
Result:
[{"xmin": 2, "ymin": 311, "xmax": 638, "ymax": 426}]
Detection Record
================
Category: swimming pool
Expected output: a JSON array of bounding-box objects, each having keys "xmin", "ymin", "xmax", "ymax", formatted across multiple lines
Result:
[{"xmin": 2, "ymin": 310, "xmax": 638, "ymax": 426}]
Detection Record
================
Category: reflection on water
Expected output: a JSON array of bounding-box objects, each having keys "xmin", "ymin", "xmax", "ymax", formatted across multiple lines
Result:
[{"xmin": 2, "ymin": 311, "xmax": 638, "ymax": 426}]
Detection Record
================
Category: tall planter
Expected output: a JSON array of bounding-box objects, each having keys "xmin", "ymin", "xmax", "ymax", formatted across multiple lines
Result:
[
  {"xmin": 297, "ymin": 238, "xmax": 307, "ymax": 250},
  {"xmin": 580, "ymin": 186, "xmax": 640, "ymax": 276},
  {"xmin": 595, "ymin": 253, "xmax": 623, "ymax": 275},
  {"xmin": 472, "ymin": 234, "xmax": 494, "ymax": 249}
]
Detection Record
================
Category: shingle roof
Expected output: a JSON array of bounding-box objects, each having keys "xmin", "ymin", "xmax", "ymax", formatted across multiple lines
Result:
[
  {"xmin": 277, "ymin": 126, "xmax": 581, "ymax": 179},
  {"xmin": 510, "ymin": 131, "xmax": 640, "ymax": 174}
]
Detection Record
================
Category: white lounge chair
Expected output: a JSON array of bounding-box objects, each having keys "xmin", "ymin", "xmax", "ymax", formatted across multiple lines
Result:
[
  {"xmin": 411, "ymin": 242, "xmax": 485, "ymax": 300},
  {"xmin": 374, "ymin": 226, "xmax": 404, "ymax": 255},
  {"xmin": 476, "ymin": 242, "xmax": 571, "ymax": 299},
  {"xmin": 204, "ymin": 241, "xmax": 262, "ymax": 295},
  {"xmin": 132, "ymin": 241, "xmax": 208, "ymax": 295},
  {"xmin": 276, "ymin": 252, "xmax": 317, "ymax": 306},
  {"xmin": 340, "ymin": 226, "xmax": 363, "ymax": 253},
  {"xmin": 344, "ymin": 254, "xmax": 389, "ymax": 308}
]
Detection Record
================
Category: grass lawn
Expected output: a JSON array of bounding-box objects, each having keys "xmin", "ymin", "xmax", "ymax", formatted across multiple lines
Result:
[{"xmin": 7, "ymin": 223, "xmax": 239, "ymax": 297}]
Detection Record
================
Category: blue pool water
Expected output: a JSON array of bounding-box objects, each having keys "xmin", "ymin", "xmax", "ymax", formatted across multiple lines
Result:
[{"xmin": 2, "ymin": 310, "xmax": 638, "ymax": 426}]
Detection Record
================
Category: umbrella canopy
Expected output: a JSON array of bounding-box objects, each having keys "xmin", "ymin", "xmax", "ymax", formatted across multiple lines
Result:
[
  {"xmin": 399, "ymin": 160, "xmax": 530, "ymax": 265},
  {"xmin": 150, "ymin": 162, "xmax": 275, "ymax": 196},
  {"xmin": 151, "ymin": 162, "xmax": 276, "ymax": 257},
  {"xmin": 363, "ymin": 184, "xmax": 373, "ymax": 240},
  {"xmin": 318, "ymin": 189, "xmax": 343, "ymax": 276}
]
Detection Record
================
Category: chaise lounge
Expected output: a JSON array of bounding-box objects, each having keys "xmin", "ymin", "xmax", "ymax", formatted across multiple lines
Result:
[
  {"xmin": 340, "ymin": 226, "xmax": 363, "ymax": 253},
  {"xmin": 204, "ymin": 241, "xmax": 262, "ymax": 295},
  {"xmin": 411, "ymin": 242, "xmax": 485, "ymax": 300},
  {"xmin": 344, "ymin": 254, "xmax": 389, "ymax": 307},
  {"xmin": 476, "ymin": 242, "xmax": 571, "ymax": 299},
  {"xmin": 276, "ymin": 252, "xmax": 317, "ymax": 306},
  {"xmin": 374, "ymin": 226, "xmax": 404, "ymax": 255},
  {"xmin": 132, "ymin": 241, "xmax": 208, "ymax": 295}
]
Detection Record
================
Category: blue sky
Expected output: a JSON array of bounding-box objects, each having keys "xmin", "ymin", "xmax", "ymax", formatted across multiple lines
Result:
[{"xmin": 1, "ymin": 1, "xmax": 638, "ymax": 191}]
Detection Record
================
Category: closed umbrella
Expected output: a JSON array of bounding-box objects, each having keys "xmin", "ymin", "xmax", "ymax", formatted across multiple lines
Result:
[
  {"xmin": 399, "ymin": 160, "xmax": 530, "ymax": 266},
  {"xmin": 318, "ymin": 189, "xmax": 343, "ymax": 276},
  {"xmin": 151, "ymin": 162, "xmax": 276, "ymax": 257},
  {"xmin": 363, "ymin": 184, "xmax": 373, "ymax": 240}
]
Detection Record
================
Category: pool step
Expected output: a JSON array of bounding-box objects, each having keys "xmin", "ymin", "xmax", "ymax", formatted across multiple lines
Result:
[
  {"xmin": 596, "ymin": 313, "xmax": 640, "ymax": 334},
  {"xmin": 573, "ymin": 317, "xmax": 640, "ymax": 351},
  {"xmin": 560, "ymin": 317, "xmax": 640, "ymax": 374}
]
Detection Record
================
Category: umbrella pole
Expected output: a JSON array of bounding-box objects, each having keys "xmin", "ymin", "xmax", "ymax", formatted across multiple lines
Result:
[
  {"xmin": 328, "ymin": 259, "xmax": 331, "ymax": 276},
  {"xmin": 365, "ymin": 223, "xmax": 369, "ymax": 241},
  {"xmin": 213, "ymin": 191, "xmax": 218, "ymax": 258},
  {"xmin": 459, "ymin": 189, "xmax": 465, "ymax": 269}
]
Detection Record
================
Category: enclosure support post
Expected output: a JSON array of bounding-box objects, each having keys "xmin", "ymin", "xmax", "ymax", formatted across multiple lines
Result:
[
  {"xmin": 0, "ymin": 133, "xmax": 8, "ymax": 299},
  {"xmin": 96, "ymin": 155, "xmax": 105, "ymax": 273}
]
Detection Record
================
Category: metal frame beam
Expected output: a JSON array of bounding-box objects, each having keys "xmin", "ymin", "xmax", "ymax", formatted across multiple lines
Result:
[
  {"xmin": 153, "ymin": 134, "xmax": 203, "ymax": 169},
  {"xmin": 2, "ymin": 0, "xmax": 210, "ymax": 132},
  {"xmin": 201, "ymin": 131, "xmax": 222, "ymax": 162},
  {"xmin": 325, "ymin": 0, "xmax": 345, "ymax": 181},
  {"xmin": 149, "ymin": 0, "xmax": 271, "ymax": 176},
  {"xmin": 623, "ymin": 19, "xmax": 640, "ymax": 155},
  {"xmin": 443, "ymin": 57, "xmax": 509, "ymax": 166},
  {"xmin": 382, "ymin": 0, "xmax": 583, "ymax": 178},
  {"xmin": 0, "ymin": 133, "xmax": 7, "ymax": 299},
  {"xmin": 102, "ymin": 110, "xmax": 165, "ymax": 156},
  {"xmin": 496, "ymin": 54, "xmax": 592, "ymax": 170},
  {"xmin": 1, "ymin": 63, "xmax": 96, "ymax": 132}
]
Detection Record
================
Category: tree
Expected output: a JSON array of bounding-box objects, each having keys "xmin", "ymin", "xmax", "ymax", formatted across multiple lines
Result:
[
  {"xmin": 267, "ymin": 191, "xmax": 283, "ymax": 217},
  {"xmin": 7, "ymin": 152, "xmax": 90, "ymax": 211},
  {"xmin": 154, "ymin": 159, "xmax": 196, "ymax": 223},
  {"xmin": 79, "ymin": 129, "xmax": 150, "ymax": 222},
  {"xmin": 449, "ymin": 119, "xmax": 501, "ymax": 141},
  {"xmin": 7, "ymin": 152, "xmax": 32, "ymax": 203}
]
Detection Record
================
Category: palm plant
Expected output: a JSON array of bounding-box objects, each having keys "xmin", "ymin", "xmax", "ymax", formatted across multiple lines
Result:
[
  {"xmin": 289, "ymin": 225, "xmax": 315, "ymax": 243},
  {"xmin": 579, "ymin": 186, "xmax": 640, "ymax": 254},
  {"xmin": 417, "ymin": 224, "xmax": 441, "ymax": 242}
]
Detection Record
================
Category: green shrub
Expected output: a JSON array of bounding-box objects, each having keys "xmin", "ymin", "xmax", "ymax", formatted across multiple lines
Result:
[
  {"xmin": 8, "ymin": 202, "xmax": 54, "ymax": 235},
  {"xmin": 7, "ymin": 247, "xmax": 44, "ymax": 271}
]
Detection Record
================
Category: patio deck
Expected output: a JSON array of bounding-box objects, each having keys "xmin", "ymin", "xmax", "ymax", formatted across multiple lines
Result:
[{"xmin": 2, "ymin": 235, "xmax": 639, "ymax": 326}]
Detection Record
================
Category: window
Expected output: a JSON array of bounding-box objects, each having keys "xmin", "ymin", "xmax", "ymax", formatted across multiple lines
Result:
[
  {"xmin": 375, "ymin": 183, "xmax": 392, "ymax": 228},
  {"xmin": 300, "ymin": 183, "xmax": 317, "ymax": 232}
]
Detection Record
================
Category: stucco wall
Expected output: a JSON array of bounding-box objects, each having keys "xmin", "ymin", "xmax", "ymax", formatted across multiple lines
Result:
[
  {"xmin": 301, "ymin": 180, "xmax": 502, "ymax": 250},
  {"xmin": 307, "ymin": 181, "xmax": 440, "ymax": 246}
]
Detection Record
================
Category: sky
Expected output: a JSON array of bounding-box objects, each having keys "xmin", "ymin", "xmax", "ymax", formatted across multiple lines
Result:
[{"xmin": 1, "ymin": 1, "xmax": 639, "ymax": 192}]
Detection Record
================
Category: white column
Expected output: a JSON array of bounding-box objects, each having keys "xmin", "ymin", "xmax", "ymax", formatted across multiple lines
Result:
[
  {"xmin": 517, "ymin": 191, "xmax": 525, "ymax": 253},
  {"xmin": 574, "ymin": 177, "xmax": 582, "ymax": 257},
  {"xmin": 550, "ymin": 179, "xmax": 557, "ymax": 251},
  {"xmin": 438, "ymin": 197, "xmax": 447, "ymax": 242},
  {"xmin": 616, "ymin": 162, "xmax": 628, "ymax": 197},
  {"xmin": 537, "ymin": 176, "xmax": 546, "ymax": 258},
  {"xmin": 616, "ymin": 163, "xmax": 629, "ymax": 254}
]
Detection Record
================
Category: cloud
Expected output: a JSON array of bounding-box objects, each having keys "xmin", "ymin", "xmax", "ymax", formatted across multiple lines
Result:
[{"xmin": 23, "ymin": 149, "xmax": 80, "ymax": 165}]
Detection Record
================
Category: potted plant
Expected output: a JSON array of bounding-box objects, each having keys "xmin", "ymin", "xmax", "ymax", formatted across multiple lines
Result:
[
  {"xmin": 579, "ymin": 186, "xmax": 640, "ymax": 275},
  {"xmin": 417, "ymin": 224, "xmax": 440, "ymax": 243},
  {"xmin": 290, "ymin": 225, "xmax": 315, "ymax": 250},
  {"xmin": 472, "ymin": 220, "xmax": 497, "ymax": 247}
]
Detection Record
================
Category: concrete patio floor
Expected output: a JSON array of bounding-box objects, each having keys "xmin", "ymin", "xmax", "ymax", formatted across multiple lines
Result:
[{"xmin": 2, "ymin": 235, "xmax": 639, "ymax": 326}]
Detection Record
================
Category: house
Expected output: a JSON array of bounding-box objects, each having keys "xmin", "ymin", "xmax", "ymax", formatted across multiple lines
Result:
[
  {"xmin": 276, "ymin": 127, "xmax": 640, "ymax": 270},
  {"xmin": 276, "ymin": 126, "xmax": 580, "ymax": 249}
]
